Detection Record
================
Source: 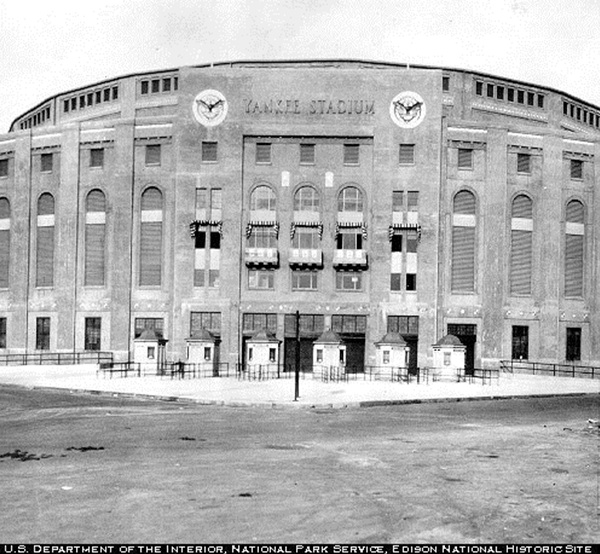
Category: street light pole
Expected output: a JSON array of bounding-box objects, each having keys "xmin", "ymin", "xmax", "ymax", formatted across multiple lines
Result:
[{"xmin": 294, "ymin": 310, "xmax": 300, "ymax": 401}]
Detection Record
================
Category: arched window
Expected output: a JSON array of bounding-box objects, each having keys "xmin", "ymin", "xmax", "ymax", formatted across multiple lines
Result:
[
  {"xmin": 337, "ymin": 186, "xmax": 363, "ymax": 212},
  {"xmin": 250, "ymin": 185, "xmax": 276, "ymax": 211},
  {"xmin": 294, "ymin": 186, "xmax": 319, "ymax": 212},
  {"xmin": 140, "ymin": 187, "xmax": 163, "ymax": 286},
  {"xmin": 0, "ymin": 198, "xmax": 10, "ymax": 288},
  {"xmin": 451, "ymin": 190, "xmax": 476, "ymax": 292},
  {"xmin": 510, "ymin": 195, "xmax": 533, "ymax": 295},
  {"xmin": 85, "ymin": 189, "xmax": 106, "ymax": 286},
  {"xmin": 565, "ymin": 199, "xmax": 585, "ymax": 297},
  {"xmin": 36, "ymin": 193, "xmax": 55, "ymax": 287}
]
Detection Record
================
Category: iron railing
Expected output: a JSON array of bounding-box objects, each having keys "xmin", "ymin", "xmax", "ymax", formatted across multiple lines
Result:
[
  {"xmin": 97, "ymin": 361, "xmax": 141, "ymax": 378},
  {"xmin": 161, "ymin": 362, "xmax": 231, "ymax": 379},
  {"xmin": 0, "ymin": 351, "xmax": 113, "ymax": 366},
  {"xmin": 500, "ymin": 359, "xmax": 600, "ymax": 379}
]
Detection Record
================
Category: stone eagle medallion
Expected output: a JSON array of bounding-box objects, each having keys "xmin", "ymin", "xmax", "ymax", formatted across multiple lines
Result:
[{"xmin": 390, "ymin": 91, "xmax": 426, "ymax": 128}]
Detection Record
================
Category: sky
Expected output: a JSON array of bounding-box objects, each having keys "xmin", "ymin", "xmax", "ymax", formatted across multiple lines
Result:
[{"xmin": 1, "ymin": 0, "xmax": 600, "ymax": 133}]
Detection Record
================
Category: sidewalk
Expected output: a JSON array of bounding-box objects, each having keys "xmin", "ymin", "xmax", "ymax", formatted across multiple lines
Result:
[{"xmin": 0, "ymin": 363, "xmax": 598, "ymax": 408}]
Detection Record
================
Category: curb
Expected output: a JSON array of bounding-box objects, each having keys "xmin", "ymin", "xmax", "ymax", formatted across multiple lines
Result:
[{"xmin": 1, "ymin": 382, "xmax": 597, "ymax": 410}]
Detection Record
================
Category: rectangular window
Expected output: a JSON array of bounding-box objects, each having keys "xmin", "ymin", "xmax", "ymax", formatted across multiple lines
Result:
[
  {"xmin": 134, "ymin": 318, "xmax": 164, "ymax": 339},
  {"xmin": 517, "ymin": 90, "xmax": 525, "ymax": 104},
  {"xmin": 343, "ymin": 144, "xmax": 360, "ymax": 165},
  {"xmin": 151, "ymin": 79, "xmax": 160, "ymax": 93},
  {"xmin": 195, "ymin": 230, "xmax": 206, "ymax": 249},
  {"xmin": 300, "ymin": 143, "xmax": 315, "ymax": 164},
  {"xmin": 193, "ymin": 269, "xmax": 205, "ymax": 287},
  {"xmin": 332, "ymin": 314, "xmax": 367, "ymax": 334},
  {"xmin": 145, "ymin": 144, "xmax": 161, "ymax": 166},
  {"xmin": 248, "ymin": 227, "xmax": 277, "ymax": 249},
  {"xmin": 486, "ymin": 84, "xmax": 494, "ymax": 98},
  {"xmin": 64, "ymin": 100, "xmax": 70, "ymax": 113},
  {"xmin": 195, "ymin": 188, "xmax": 207, "ymax": 211},
  {"xmin": 387, "ymin": 316, "xmax": 419, "ymax": 335},
  {"xmin": 442, "ymin": 76, "xmax": 450, "ymax": 92},
  {"xmin": 390, "ymin": 273, "xmax": 401, "ymax": 291},
  {"xmin": 336, "ymin": 232, "xmax": 362, "ymax": 250},
  {"xmin": 458, "ymin": 148, "xmax": 473, "ymax": 169},
  {"xmin": 242, "ymin": 313, "xmax": 277, "ymax": 334},
  {"xmin": 0, "ymin": 317, "xmax": 5, "ymax": 348},
  {"xmin": 85, "ymin": 220, "xmax": 105, "ymax": 286},
  {"xmin": 256, "ymin": 143, "xmax": 271, "ymax": 164},
  {"xmin": 103, "ymin": 89, "xmax": 110, "ymax": 102},
  {"xmin": 292, "ymin": 270, "xmax": 318, "ymax": 290},
  {"xmin": 248, "ymin": 269, "xmax": 274, "ymax": 290},
  {"xmin": 335, "ymin": 270, "xmax": 362, "ymax": 291},
  {"xmin": 406, "ymin": 273, "xmax": 417, "ymax": 291},
  {"xmin": 36, "ymin": 317, "xmax": 50, "ymax": 350},
  {"xmin": 202, "ymin": 141, "xmax": 218, "ymax": 162},
  {"xmin": 79, "ymin": 96, "xmax": 86, "ymax": 109},
  {"xmin": 40, "ymin": 153, "xmax": 53, "ymax": 173},
  {"xmin": 71, "ymin": 98, "xmax": 77, "ymax": 110},
  {"xmin": 84, "ymin": 317, "xmax": 101, "ymax": 351},
  {"xmin": 563, "ymin": 101, "xmax": 569, "ymax": 115},
  {"xmin": 399, "ymin": 144, "xmax": 415, "ymax": 165},
  {"xmin": 475, "ymin": 81, "xmax": 483, "ymax": 96},
  {"xmin": 87, "ymin": 93, "xmax": 93, "ymax": 106},
  {"xmin": 496, "ymin": 86, "xmax": 504, "ymax": 100},
  {"xmin": 293, "ymin": 227, "xmax": 319, "ymax": 249},
  {"xmin": 190, "ymin": 311, "xmax": 221, "ymax": 336},
  {"xmin": 141, "ymin": 80, "xmax": 149, "ymax": 94},
  {"xmin": 507, "ymin": 88, "xmax": 515, "ymax": 102},
  {"xmin": 512, "ymin": 325, "xmax": 529, "ymax": 360},
  {"xmin": 0, "ymin": 159, "xmax": 7, "ymax": 177},
  {"xmin": 112, "ymin": 86, "xmax": 119, "ymax": 100},
  {"xmin": 566, "ymin": 327, "xmax": 581, "ymax": 362},
  {"xmin": 407, "ymin": 191, "xmax": 419, "ymax": 211},
  {"xmin": 284, "ymin": 314, "xmax": 324, "ymax": 337},
  {"xmin": 392, "ymin": 191, "xmax": 404, "ymax": 212},
  {"xmin": 36, "ymin": 226, "xmax": 54, "ymax": 287},
  {"xmin": 209, "ymin": 231, "xmax": 221, "ymax": 249},
  {"xmin": 95, "ymin": 91, "xmax": 102, "ymax": 104},
  {"xmin": 527, "ymin": 92, "xmax": 535, "ymax": 106},
  {"xmin": 90, "ymin": 148, "xmax": 104, "ymax": 168},
  {"xmin": 139, "ymin": 221, "xmax": 162, "ymax": 286},
  {"xmin": 537, "ymin": 95, "xmax": 545, "ymax": 109},
  {"xmin": 208, "ymin": 269, "xmax": 219, "ymax": 287},
  {"xmin": 162, "ymin": 78, "xmax": 171, "ymax": 92},
  {"xmin": 406, "ymin": 230, "xmax": 418, "ymax": 253},
  {"xmin": 517, "ymin": 153, "xmax": 531, "ymax": 174},
  {"xmin": 391, "ymin": 234, "xmax": 402, "ymax": 253},
  {"xmin": 570, "ymin": 159, "xmax": 583, "ymax": 180},
  {"xmin": 210, "ymin": 189, "xmax": 222, "ymax": 211}
]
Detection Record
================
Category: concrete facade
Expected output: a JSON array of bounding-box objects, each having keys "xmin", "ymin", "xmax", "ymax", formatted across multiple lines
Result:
[{"xmin": 1, "ymin": 60, "xmax": 598, "ymax": 370}]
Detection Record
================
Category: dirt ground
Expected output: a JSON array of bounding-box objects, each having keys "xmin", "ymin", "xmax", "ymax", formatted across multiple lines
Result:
[{"xmin": 0, "ymin": 387, "xmax": 598, "ymax": 544}]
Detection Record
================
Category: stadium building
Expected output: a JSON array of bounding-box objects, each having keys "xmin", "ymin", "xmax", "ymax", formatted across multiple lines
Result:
[{"xmin": 0, "ymin": 59, "xmax": 599, "ymax": 372}]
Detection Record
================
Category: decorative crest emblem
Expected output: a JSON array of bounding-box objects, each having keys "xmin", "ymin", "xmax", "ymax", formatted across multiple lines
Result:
[
  {"xmin": 390, "ymin": 91, "xmax": 426, "ymax": 128},
  {"xmin": 193, "ymin": 89, "xmax": 228, "ymax": 127}
]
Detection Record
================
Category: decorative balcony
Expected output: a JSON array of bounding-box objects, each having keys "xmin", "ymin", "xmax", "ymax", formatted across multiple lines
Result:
[
  {"xmin": 288, "ymin": 248, "xmax": 323, "ymax": 267},
  {"xmin": 333, "ymin": 249, "xmax": 368, "ymax": 268},
  {"xmin": 245, "ymin": 247, "xmax": 279, "ymax": 267}
]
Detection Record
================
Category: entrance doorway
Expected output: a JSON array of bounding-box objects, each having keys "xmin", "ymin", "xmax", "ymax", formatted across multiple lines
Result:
[{"xmin": 447, "ymin": 323, "xmax": 477, "ymax": 374}]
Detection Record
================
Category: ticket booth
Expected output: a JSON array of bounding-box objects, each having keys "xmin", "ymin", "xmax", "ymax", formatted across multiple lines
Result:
[
  {"xmin": 313, "ymin": 329, "xmax": 346, "ymax": 379},
  {"xmin": 133, "ymin": 329, "xmax": 168, "ymax": 375},
  {"xmin": 186, "ymin": 328, "xmax": 218, "ymax": 376},
  {"xmin": 374, "ymin": 332, "xmax": 410, "ymax": 380},
  {"xmin": 432, "ymin": 334, "xmax": 466, "ymax": 381},
  {"xmin": 246, "ymin": 329, "xmax": 280, "ymax": 375}
]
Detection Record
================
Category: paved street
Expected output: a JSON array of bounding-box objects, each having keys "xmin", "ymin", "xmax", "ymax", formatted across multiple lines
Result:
[{"xmin": 0, "ymin": 387, "xmax": 598, "ymax": 544}]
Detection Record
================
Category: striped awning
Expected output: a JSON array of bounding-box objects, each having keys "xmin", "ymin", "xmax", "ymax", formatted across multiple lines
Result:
[
  {"xmin": 189, "ymin": 220, "xmax": 223, "ymax": 238},
  {"xmin": 335, "ymin": 222, "xmax": 367, "ymax": 240},
  {"xmin": 246, "ymin": 221, "xmax": 280, "ymax": 239},
  {"xmin": 388, "ymin": 223, "xmax": 421, "ymax": 241},
  {"xmin": 290, "ymin": 221, "xmax": 324, "ymax": 240}
]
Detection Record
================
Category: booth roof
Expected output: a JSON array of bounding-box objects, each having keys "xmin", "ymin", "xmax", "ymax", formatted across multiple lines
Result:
[
  {"xmin": 433, "ymin": 334, "xmax": 464, "ymax": 347},
  {"xmin": 248, "ymin": 328, "xmax": 279, "ymax": 343},
  {"xmin": 375, "ymin": 332, "xmax": 407, "ymax": 346},
  {"xmin": 314, "ymin": 329, "xmax": 343, "ymax": 344}
]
